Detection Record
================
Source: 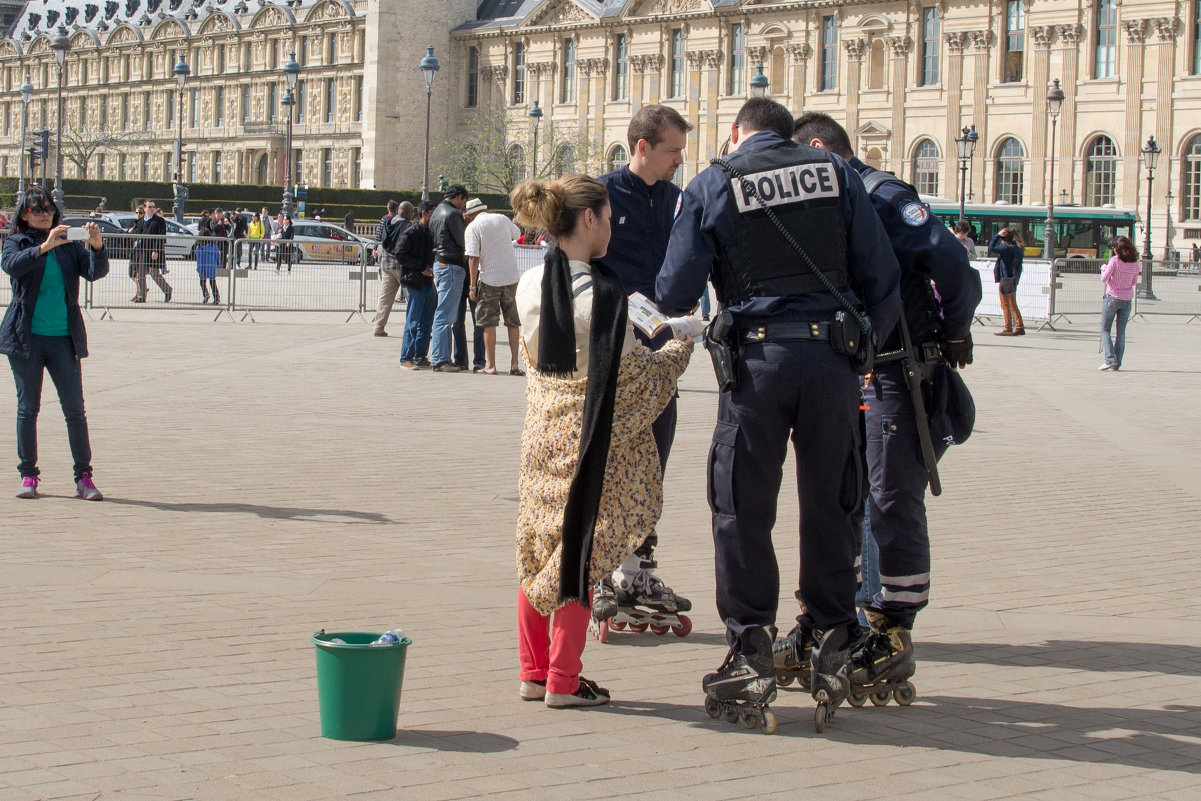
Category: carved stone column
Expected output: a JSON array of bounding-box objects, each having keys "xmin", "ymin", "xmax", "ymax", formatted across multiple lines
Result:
[
  {"xmin": 1150, "ymin": 17, "xmax": 1179, "ymax": 248},
  {"xmin": 1122, "ymin": 21, "xmax": 1149, "ymax": 210},
  {"xmin": 787, "ymin": 43, "xmax": 811, "ymax": 114},
  {"xmin": 887, "ymin": 36, "xmax": 911, "ymax": 175},
  {"xmin": 1029, "ymin": 25, "xmax": 1054, "ymax": 204},
  {"xmin": 844, "ymin": 39, "xmax": 867, "ymax": 152},
  {"xmin": 944, "ymin": 32, "xmax": 967, "ymax": 192},
  {"xmin": 964, "ymin": 30, "xmax": 992, "ymax": 203},
  {"xmin": 1055, "ymin": 24, "xmax": 1082, "ymax": 202}
]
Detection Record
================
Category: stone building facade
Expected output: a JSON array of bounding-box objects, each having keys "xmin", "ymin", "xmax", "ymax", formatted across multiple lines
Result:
[
  {"xmin": 453, "ymin": 0, "xmax": 1201, "ymax": 253},
  {"xmin": 0, "ymin": 0, "xmax": 477, "ymax": 196}
]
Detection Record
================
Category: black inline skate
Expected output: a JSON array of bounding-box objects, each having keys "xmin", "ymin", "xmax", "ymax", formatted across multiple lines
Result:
[
  {"xmin": 589, "ymin": 549, "xmax": 692, "ymax": 642},
  {"xmin": 772, "ymin": 624, "xmax": 812, "ymax": 690},
  {"xmin": 702, "ymin": 626, "xmax": 778, "ymax": 734},
  {"xmin": 810, "ymin": 625, "xmax": 853, "ymax": 733},
  {"xmin": 847, "ymin": 610, "xmax": 917, "ymax": 708}
]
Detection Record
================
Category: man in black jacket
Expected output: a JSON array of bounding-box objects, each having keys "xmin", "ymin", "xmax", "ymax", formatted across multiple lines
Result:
[
  {"xmin": 397, "ymin": 201, "xmax": 437, "ymax": 368},
  {"xmin": 230, "ymin": 209, "xmax": 249, "ymax": 269},
  {"xmin": 427, "ymin": 185, "xmax": 469, "ymax": 372},
  {"xmin": 133, "ymin": 201, "xmax": 172, "ymax": 303}
]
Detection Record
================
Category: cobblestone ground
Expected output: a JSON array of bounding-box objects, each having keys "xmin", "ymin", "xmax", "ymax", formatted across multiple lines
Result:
[{"xmin": 1, "ymin": 308, "xmax": 1199, "ymax": 801}]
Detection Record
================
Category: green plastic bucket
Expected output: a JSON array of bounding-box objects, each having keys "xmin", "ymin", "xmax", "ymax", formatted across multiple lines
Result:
[{"xmin": 312, "ymin": 630, "xmax": 411, "ymax": 741}]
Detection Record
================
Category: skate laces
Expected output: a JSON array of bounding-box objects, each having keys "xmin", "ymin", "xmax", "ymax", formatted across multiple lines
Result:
[
  {"xmin": 78, "ymin": 473, "xmax": 96, "ymax": 490},
  {"xmin": 636, "ymin": 570, "xmax": 670, "ymax": 598},
  {"xmin": 22, "ymin": 476, "xmax": 37, "ymax": 488}
]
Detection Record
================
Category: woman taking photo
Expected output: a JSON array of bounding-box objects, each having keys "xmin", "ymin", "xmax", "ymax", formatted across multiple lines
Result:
[
  {"xmin": 1099, "ymin": 236, "xmax": 1141, "ymax": 371},
  {"xmin": 988, "ymin": 227, "xmax": 1025, "ymax": 336},
  {"xmin": 510, "ymin": 174, "xmax": 693, "ymax": 708},
  {"xmin": 1, "ymin": 187, "xmax": 109, "ymax": 500}
]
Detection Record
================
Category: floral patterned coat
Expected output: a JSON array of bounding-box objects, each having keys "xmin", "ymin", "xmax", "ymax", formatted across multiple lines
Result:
[{"xmin": 516, "ymin": 340, "xmax": 692, "ymax": 615}]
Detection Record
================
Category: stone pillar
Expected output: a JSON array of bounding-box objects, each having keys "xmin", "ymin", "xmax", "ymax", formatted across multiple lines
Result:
[
  {"xmin": 787, "ymin": 43, "xmax": 811, "ymax": 115},
  {"xmin": 887, "ymin": 35, "xmax": 911, "ymax": 175},
  {"xmin": 1151, "ymin": 17, "xmax": 1179, "ymax": 253},
  {"xmin": 844, "ymin": 39, "xmax": 866, "ymax": 151},
  {"xmin": 1122, "ymin": 20, "xmax": 1149, "ymax": 211},
  {"xmin": 944, "ymin": 32, "xmax": 967, "ymax": 196},
  {"xmin": 967, "ymin": 30, "xmax": 992, "ymax": 203},
  {"xmin": 1029, "ymin": 25, "xmax": 1054, "ymax": 204},
  {"xmin": 1054, "ymin": 24, "xmax": 1083, "ymax": 203}
]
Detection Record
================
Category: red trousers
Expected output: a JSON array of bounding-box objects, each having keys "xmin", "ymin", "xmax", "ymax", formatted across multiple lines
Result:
[{"xmin": 516, "ymin": 588, "xmax": 590, "ymax": 696}]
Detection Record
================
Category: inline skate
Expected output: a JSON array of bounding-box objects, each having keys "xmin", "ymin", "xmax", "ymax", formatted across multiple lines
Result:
[
  {"xmin": 589, "ymin": 550, "xmax": 692, "ymax": 642},
  {"xmin": 702, "ymin": 626, "xmax": 777, "ymax": 734},
  {"xmin": 847, "ymin": 610, "xmax": 916, "ymax": 708},
  {"xmin": 772, "ymin": 624, "xmax": 812, "ymax": 689},
  {"xmin": 810, "ymin": 626, "xmax": 853, "ymax": 733}
]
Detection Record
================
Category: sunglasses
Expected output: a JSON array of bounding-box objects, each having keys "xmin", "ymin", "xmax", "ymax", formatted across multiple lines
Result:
[{"xmin": 27, "ymin": 206, "xmax": 55, "ymax": 215}]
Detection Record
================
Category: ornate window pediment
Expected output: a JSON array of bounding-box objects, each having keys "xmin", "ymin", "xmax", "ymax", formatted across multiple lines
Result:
[
  {"xmin": 856, "ymin": 120, "xmax": 892, "ymax": 139},
  {"xmin": 625, "ymin": 0, "xmax": 711, "ymax": 18},
  {"xmin": 198, "ymin": 13, "xmax": 240, "ymax": 36},
  {"xmin": 529, "ymin": 0, "xmax": 599, "ymax": 26}
]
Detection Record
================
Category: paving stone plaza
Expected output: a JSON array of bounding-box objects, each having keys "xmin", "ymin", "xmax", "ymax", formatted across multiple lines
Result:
[{"xmin": 1, "ymin": 310, "xmax": 1199, "ymax": 800}]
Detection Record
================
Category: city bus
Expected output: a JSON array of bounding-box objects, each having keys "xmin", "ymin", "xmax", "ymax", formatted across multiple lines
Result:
[{"xmin": 921, "ymin": 198, "xmax": 1137, "ymax": 259}]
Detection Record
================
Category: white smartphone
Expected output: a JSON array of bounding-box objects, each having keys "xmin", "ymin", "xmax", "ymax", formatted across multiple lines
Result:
[{"xmin": 66, "ymin": 227, "xmax": 89, "ymax": 241}]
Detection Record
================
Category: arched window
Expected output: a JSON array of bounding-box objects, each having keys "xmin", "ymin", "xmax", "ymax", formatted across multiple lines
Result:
[
  {"xmin": 508, "ymin": 144, "xmax": 526, "ymax": 184},
  {"xmin": 995, "ymin": 138, "xmax": 1025, "ymax": 204},
  {"xmin": 1183, "ymin": 135, "xmax": 1201, "ymax": 221},
  {"xmin": 554, "ymin": 145, "xmax": 575, "ymax": 177},
  {"xmin": 1084, "ymin": 135, "xmax": 1117, "ymax": 206},
  {"xmin": 865, "ymin": 147, "xmax": 884, "ymax": 171},
  {"xmin": 868, "ymin": 40, "xmax": 886, "ymax": 90},
  {"xmin": 911, "ymin": 139, "xmax": 940, "ymax": 196},
  {"xmin": 608, "ymin": 144, "xmax": 629, "ymax": 172}
]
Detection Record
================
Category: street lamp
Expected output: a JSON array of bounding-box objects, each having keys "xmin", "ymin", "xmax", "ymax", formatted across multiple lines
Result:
[
  {"xmin": 1043, "ymin": 78, "xmax": 1065, "ymax": 260},
  {"xmin": 49, "ymin": 26, "xmax": 70, "ymax": 214},
  {"xmin": 281, "ymin": 51, "xmax": 301, "ymax": 220},
  {"xmin": 1138, "ymin": 134, "xmax": 1161, "ymax": 300},
  {"xmin": 172, "ymin": 54, "xmax": 190, "ymax": 222},
  {"xmin": 528, "ymin": 100, "xmax": 542, "ymax": 178},
  {"xmin": 954, "ymin": 124, "xmax": 979, "ymax": 224},
  {"xmin": 17, "ymin": 72, "xmax": 32, "ymax": 213},
  {"xmin": 419, "ymin": 45, "xmax": 440, "ymax": 201},
  {"xmin": 749, "ymin": 63, "xmax": 769, "ymax": 98}
]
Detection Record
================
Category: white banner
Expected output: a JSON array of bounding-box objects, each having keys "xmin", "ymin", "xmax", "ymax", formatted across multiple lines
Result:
[{"xmin": 969, "ymin": 258, "xmax": 1052, "ymax": 322}]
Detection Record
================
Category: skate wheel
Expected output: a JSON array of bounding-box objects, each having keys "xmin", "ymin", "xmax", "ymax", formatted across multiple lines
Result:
[
  {"xmin": 894, "ymin": 682, "xmax": 916, "ymax": 706},
  {"xmin": 760, "ymin": 708, "xmax": 777, "ymax": 735},
  {"xmin": 704, "ymin": 696, "xmax": 722, "ymax": 719},
  {"xmin": 776, "ymin": 673, "xmax": 795, "ymax": 688},
  {"xmin": 799, "ymin": 674, "xmax": 811, "ymax": 691},
  {"xmin": 814, "ymin": 703, "xmax": 828, "ymax": 733},
  {"xmin": 723, "ymin": 707, "xmax": 739, "ymax": 723},
  {"xmin": 847, "ymin": 690, "xmax": 867, "ymax": 708},
  {"xmin": 870, "ymin": 689, "xmax": 891, "ymax": 707},
  {"xmin": 673, "ymin": 615, "xmax": 692, "ymax": 637},
  {"xmin": 739, "ymin": 708, "xmax": 758, "ymax": 729},
  {"xmin": 595, "ymin": 619, "xmax": 609, "ymax": 644},
  {"xmin": 609, "ymin": 620, "xmax": 626, "ymax": 631},
  {"xmin": 650, "ymin": 624, "xmax": 670, "ymax": 635},
  {"xmin": 629, "ymin": 622, "xmax": 649, "ymax": 633}
]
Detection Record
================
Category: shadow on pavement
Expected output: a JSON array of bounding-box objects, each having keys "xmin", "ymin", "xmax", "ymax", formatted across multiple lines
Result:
[
  {"xmin": 103, "ymin": 497, "xmax": 394, "ymax": 524},
  {"xmin": 388, "ymin": 729, "xmax": 519, "ymax": 753},
  {"xmin": 922, "ymin": 640, "xmax": 1201, "ymax": 677},
  {"xmin": 600, "ymin": 695, "xmax": 1201, "ymax": 771},
  {"xmin": 600, "ymin": 631, "xmax": 728, "ymax": 647}
]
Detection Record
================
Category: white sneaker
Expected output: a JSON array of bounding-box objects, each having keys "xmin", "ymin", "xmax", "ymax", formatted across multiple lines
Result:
[
  {"xmin": 1099, "ymin": 362, "xmax": 1117, "ymax": 371},
  {"xmin": 16, "ymin": 476, "xmax": 38, "ymax": 499},
  {"xmin": 545, "ymin": 676, "xmax": 610, "ymax": 708},
  {"xmin": 519, "ymin": 680, "xmax": 546, "ymax": 701}
]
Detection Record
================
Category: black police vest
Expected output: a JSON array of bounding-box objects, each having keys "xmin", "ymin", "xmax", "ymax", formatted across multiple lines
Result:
[{"xmin": 713, "ymin": 142, "xmax": 849, "ymax": 305}]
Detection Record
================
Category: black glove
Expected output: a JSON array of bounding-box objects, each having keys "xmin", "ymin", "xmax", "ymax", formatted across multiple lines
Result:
[{"xmin": 941, "ymin": 334, "xmax": 973, "ymax": 369}]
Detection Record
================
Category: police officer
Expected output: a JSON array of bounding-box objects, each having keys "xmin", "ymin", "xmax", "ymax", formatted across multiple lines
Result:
[
  {"xmin": 656, "ymin": 99, "xmax": 901, "ymax": 727},
  {"xmin": 594, "ymin": 105, "xmax": 695, "ymax": 623},
  {"xmin": 791, "ymin": 113, "xmax": 982, "ymax": 697}
]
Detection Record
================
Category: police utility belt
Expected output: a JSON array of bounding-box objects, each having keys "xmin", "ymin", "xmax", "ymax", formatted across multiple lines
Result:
[{"xmin": 740, "ymin": 322, "xmax": 830, "ymax": 344}]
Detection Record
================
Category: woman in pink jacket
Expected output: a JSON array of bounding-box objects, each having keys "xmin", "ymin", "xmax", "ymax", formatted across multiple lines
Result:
[{"xmin": 1099, "ymin": 236, "xmax": 1141, "ymax": 371}]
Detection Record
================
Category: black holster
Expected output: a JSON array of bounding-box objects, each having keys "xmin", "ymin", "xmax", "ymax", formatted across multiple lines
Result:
[{"xmin": 704, "ymin": 310, "xmax": 739, "ymax": 392}]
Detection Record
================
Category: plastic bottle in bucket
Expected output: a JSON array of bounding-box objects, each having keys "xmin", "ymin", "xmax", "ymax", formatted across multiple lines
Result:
[
  {"xmin": 371, "ymin": 629, "xmax": 407, "ymax": 647},
  {"xmin": 313, "ymin": 629, "xmax": 412, "ymax": 741}
]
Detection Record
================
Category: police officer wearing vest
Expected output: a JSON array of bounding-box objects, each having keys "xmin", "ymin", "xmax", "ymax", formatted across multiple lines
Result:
[
  {"xmin": 791, "ymin": 113, "xmax": 981, "ymax": 699},
  {"xmin": 656, "ymin": 99, "xmax": 901, "ymax": 726}
]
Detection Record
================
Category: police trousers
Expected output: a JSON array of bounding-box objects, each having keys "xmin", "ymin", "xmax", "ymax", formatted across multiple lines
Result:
[
  {"xmin": 856, "ymin": 361, "xmax": 949, "ymax": 628},
  {"xmin": 710, "ymin": 339, "xmax": 863, "ymax": 655}
]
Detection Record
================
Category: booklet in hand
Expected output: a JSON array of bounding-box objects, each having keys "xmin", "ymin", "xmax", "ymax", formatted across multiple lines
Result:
[{"xmin": 627, "ymin": 292, "xmax": 706, "ymax": 342}]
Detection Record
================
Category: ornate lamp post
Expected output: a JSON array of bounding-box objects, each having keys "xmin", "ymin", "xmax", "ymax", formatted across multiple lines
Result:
[
  {"xmin": 419, "ymin": 45, "xmax": 440, "ymax": 201},
  {"xmin": 49, "ymin": 26, "xmax": 71, "ymax": 214},
  {"xmin": 954, "ymin": 124, "xmax": 979, "ymax": 224},
  {"xmin": 172, "ymin": 54, "xmax": 190, "ymax": 222},
  {"xmin": 749, "ymin": 63, "xmax": 769, "ymax": 98},
  {"xmin": 1138, "ymin": 135, "xmax": 1161, "ymax": 300},
  {"xmin": 17, "ymin": 73, "xmax": 32, "ymax": 212},
  {"xmin": 1043, "ymin": 78, "xmax": 1065, "ymax": 260},
  {"xmin": 281, "ymin": 52, "xmax": 301, "ymax": 220},
  {"xmin": 528, "ymin": 100, "xmax": 542, "ymax": 178}
]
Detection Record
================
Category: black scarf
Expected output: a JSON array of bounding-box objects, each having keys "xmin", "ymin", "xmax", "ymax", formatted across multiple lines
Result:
[{"xmin": 537, "ymin": 247, "xmax": 628, "ymax": 606}]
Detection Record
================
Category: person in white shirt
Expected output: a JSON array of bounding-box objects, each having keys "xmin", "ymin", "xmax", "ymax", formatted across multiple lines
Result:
[{"xmin": 465, "ymin": 199, "xmax": 525, "ymax": 375}]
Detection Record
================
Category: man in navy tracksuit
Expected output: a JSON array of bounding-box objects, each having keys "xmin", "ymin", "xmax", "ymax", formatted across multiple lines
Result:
[
  {"xmin": 791, "ymin": 113, "xmax": 981, "ymax": 699},
  {"xmin": 593, "ymin": 105, "xmax": 695, "ymax": 624}
]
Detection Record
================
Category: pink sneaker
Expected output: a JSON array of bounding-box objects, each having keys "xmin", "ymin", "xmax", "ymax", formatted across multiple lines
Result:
[
  {"xmin": 16, "ymin": 476, "xmax": 38, "ymax": 499},
  {"xmin": 74, "ymin": 472, "xmax": 103, "ymax": 501}
]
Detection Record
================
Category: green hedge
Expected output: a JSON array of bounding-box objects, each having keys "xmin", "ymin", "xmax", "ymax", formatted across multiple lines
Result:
[{"xmin": 0, "ymin": 177, "xmax": 512, "ymax": 221}]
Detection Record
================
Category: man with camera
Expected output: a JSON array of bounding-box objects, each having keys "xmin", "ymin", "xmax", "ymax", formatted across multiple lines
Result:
[{"xmin": 656, "ymin": 99, "xmax": 899, "ymax": 729}]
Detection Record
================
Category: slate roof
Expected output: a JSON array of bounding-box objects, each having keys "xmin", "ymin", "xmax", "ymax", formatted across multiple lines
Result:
[{"xmin": 9, "ymin": 0, "xmax": 326, "ymax": 41}]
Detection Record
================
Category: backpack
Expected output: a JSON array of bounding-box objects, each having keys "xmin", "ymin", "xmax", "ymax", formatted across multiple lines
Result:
[{"xmin": 381, "ymin": 216, "xmax": 410, "ymax": 258}]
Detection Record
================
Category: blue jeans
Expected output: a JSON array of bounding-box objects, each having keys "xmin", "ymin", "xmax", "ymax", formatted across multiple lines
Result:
[
  {"xmin": 856, "ymin": 501, "xmax": 881, "ymax": 613},
  {"xmin": 8, "ymin": 334, "xmax": 93, "ymax": 480},
  {"xmin": 400, "ymin": 284, "xmax": 437, "ymax": 362},
  {"xmin": 431, "ymin": 262, "xmax": 465, "ymax": 366},
  {"xmin": 1101, "ymin": 294, "xmax": 1131, "ymax": 367},
  {"xmin": 699, "ymin": 288, "xmax": 711, "ymax": 318}
]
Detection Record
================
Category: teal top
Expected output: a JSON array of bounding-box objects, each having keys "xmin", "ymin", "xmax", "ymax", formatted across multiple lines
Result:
[{"xmin": 31, "ymin": 249, "xmax": 70, "ymax": 337}]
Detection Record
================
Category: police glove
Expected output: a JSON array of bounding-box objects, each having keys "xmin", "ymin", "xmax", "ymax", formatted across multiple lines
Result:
[{"xmin": 942, "ymin": 335, "xmax": 973, "ymax": 369}]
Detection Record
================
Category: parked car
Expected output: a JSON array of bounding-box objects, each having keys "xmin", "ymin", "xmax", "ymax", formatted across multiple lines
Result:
[
  {"xmin": 100, "ymin": 212, "xmax": 196, "ymax": 260},
  {"xmin": 269, "ymin": 220, "xmax": 374, "ymax": 265},
  {"xmin": 62, "ymin": 217, "xmax": 132, "ymax": 259}
]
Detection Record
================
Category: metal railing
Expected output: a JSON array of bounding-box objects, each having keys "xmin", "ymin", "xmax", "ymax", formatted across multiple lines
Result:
[{"xmin": 1049, "ymin": 258, "xmax": 1201, "ymax": 322}]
